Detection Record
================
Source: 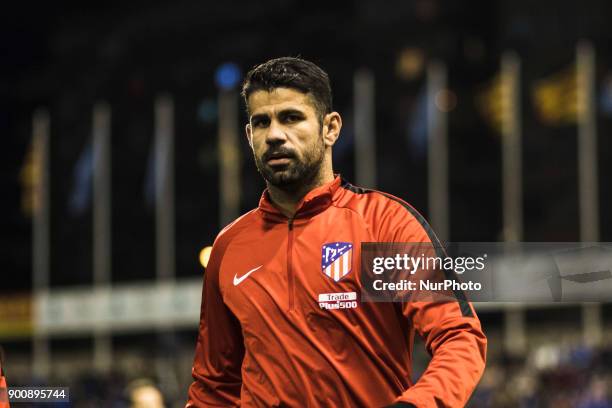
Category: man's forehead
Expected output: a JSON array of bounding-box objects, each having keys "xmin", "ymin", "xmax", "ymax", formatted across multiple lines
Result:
[{"xmin": 248, "ymin": 88, "xmax": 316, "ymax": 115}]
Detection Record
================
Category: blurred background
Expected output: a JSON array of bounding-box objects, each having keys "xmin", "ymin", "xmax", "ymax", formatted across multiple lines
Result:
[{"xmin": 2, "ymin": 0, "xmax": 612, "ymax": 406}]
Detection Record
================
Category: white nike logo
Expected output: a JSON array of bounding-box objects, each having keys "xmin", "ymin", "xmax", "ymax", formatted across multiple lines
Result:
[{"xmin": 233, "ymin": 265, "xmax": 263, "ymax": 286}]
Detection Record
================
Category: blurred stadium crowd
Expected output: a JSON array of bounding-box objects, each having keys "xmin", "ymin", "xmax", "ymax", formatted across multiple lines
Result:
[
  {"xmin": 473, "ymin": 343, "xmax": 612, "ymax": 408},
  {"xmin": 4, "ymin": 341, "xmax": 611, "ymax": 407}
]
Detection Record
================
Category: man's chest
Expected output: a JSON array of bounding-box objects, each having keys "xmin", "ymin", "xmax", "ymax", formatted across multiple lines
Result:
[{"xmin": 218, "ymin": 210, "xmax": 373, "ymax": 322}]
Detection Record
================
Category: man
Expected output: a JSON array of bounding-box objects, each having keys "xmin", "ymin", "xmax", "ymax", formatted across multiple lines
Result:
[
  {"xmin": 186, "ymin": 57, "xmax": 486, "ymax": 408},
  {"xmin": 126, "ymin": 379, "xmax": 165, "ymax": 408},
  {"xmin": 0, "ymin": 346, "xmax": 9, "ymax": 408}
]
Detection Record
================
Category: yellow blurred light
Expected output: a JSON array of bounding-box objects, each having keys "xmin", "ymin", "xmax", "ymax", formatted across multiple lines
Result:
[
  {"xmin": 199, "ymin": 246, "xmax": 213, "ymax": 268},
  {"xmin": 130, "ymin": 385, "xmax": 164, "ymax": 408},
  {"xmin": 396, "ymin": 48, "xmax": 425, "ymax": 81}
]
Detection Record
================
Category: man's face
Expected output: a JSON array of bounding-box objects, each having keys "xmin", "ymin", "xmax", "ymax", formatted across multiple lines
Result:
[{"xmin": 246, "ymin": 87, "xmax": 326, "ymax": 190}]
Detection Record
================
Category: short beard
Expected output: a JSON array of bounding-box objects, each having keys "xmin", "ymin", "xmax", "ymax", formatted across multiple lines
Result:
[{"xmin": 254, "ymin": 136, "xmax": 325, "ymax": 194}]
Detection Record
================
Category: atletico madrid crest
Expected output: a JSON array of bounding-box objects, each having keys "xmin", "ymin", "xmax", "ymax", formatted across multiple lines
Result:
[{"xmin": 321, "ymin": 242, "xmax": 353, "ymax": 282}]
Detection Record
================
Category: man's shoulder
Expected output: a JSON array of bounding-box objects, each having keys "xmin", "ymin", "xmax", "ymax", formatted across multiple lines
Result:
[
  {"xmin": 337, "ymin": 179, "xmax": 435, "ymax": 242},
  {"xmin": 214, "ymin": 208, "xmax": 260, "ymax": 246},
  {"xmin": 203, "ymin": 209, "xmax": 260, "ymax": 274},
  {"xmin": 338, "ymin": 179, "xmax": 423, "ymax": 221}
]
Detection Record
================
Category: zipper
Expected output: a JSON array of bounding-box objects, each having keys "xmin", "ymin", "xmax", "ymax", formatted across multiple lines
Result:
[{"xmin": 287, "ymin": 218, "xmax": 295, "ymax": 311}]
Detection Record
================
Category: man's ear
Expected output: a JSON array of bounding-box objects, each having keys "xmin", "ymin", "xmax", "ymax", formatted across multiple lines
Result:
[
  {"xmin": 322, "ymin": 112, "xmax": 342, "ymax": 147},
  {"xmin": 245, "ymin": 123, "xmax": 253, "ymax": 148}
]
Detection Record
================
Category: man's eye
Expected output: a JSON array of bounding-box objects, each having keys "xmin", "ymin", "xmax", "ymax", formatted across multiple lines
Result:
[
  {"xmin": 252, "ymin": 118, "xmax": 269, "ymax": 128},
  {"xmin": 285, "ymin": 115, "xmax": 301, "ymax": 123}
]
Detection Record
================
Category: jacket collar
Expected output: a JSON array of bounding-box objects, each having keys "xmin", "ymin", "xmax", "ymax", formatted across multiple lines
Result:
[{"xmin": 258, "ymin": 175, "xmax": 342, "ymax": 222}]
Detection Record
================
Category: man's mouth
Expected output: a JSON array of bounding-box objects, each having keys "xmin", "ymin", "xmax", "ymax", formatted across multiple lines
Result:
[
  {"xmin": 265, "ymin": 152, "xmax": 295, "ymax": 167},
  {"xmin": 267, "ymin": 157, "xmax": 292, "ymax": 166}
]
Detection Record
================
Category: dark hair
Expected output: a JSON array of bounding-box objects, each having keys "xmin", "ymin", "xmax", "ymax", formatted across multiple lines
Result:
[{"xmin": 241, "ymin": 57, "xmax": 333, "ymax": 121}]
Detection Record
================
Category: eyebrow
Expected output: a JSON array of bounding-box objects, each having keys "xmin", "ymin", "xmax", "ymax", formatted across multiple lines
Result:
[
  {"xmin": 250, "ymin": 113, "xmax": 269, "ymax": 122},
  {"xmin": 278, "ymin": 108, "xmax": 306, "ymax": 117},
  {"xmin": 250, "ymin": 108, "xmax": 306, "ymax": 121}
]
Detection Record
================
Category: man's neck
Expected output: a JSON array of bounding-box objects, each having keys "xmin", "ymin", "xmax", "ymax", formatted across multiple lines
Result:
[{"xmin": 267, "ymin": 172, "xmax": 334, "ymax": 218}]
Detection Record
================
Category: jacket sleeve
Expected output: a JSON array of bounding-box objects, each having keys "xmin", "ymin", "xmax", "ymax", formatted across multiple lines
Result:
[
  {"xmin": 0, "ymin": 363, "xmax": 9, "ymax": 408},
  {"xmin": 397, "ymin": 300, "xmax": 486, "ymax": 407},
  {"xmin": 186, "ymin": 240, "xmax": 245, "ymax": 407},
  {"xmin": 0, "ymin": 348, "xmax": 9, "ymax": 408},
  {"xmin": 379, "ymin": 200, "xmax": 487, "ymax": 408}
]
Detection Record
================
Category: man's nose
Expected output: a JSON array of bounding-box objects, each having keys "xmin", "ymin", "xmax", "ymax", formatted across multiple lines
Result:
[{"xmin": 265, "ymin": 121, "xmax": 287, "ymax": 144}]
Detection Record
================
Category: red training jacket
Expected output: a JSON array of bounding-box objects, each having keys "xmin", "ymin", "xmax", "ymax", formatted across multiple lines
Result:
[
  {"xmin": 187, "ymin": 176, "xmax": 487, "ymax": 408},
  {"xmin": 0, "ymin": 359, "xmax": 9, "ymax": 408}
]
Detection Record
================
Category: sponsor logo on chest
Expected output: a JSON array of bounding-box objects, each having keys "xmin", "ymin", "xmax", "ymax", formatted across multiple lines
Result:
[{"xmin": 318, "ymin": 292, "xmax": 358, "ymax": 310}]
